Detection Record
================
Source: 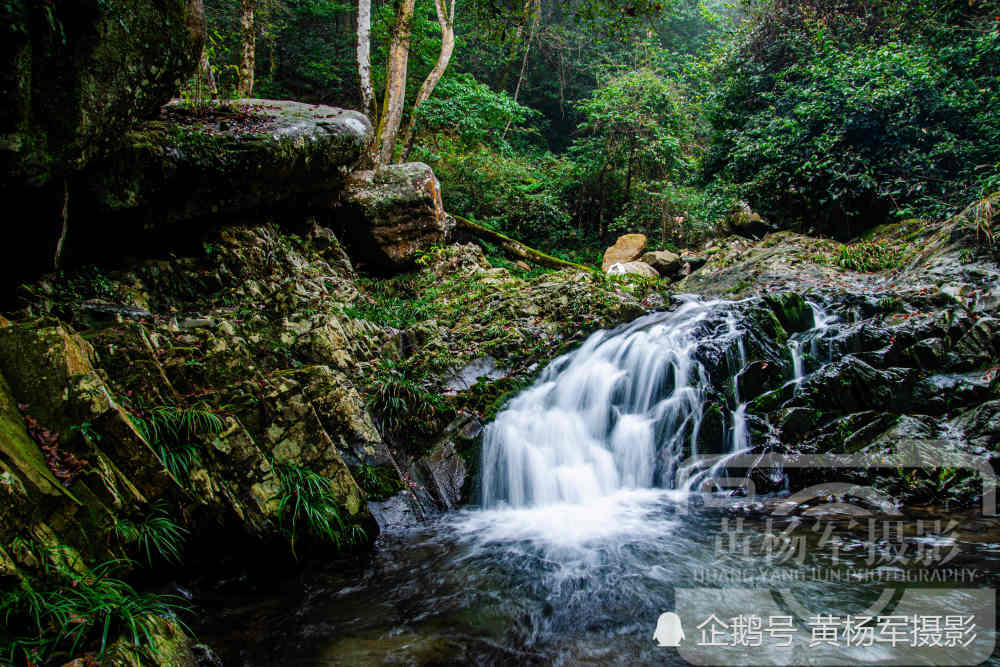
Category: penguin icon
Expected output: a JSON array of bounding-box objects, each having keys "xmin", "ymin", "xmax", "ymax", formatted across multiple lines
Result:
[{"xmin": 653, "ymin": 611, "xmax": 685, "ymax": 647}]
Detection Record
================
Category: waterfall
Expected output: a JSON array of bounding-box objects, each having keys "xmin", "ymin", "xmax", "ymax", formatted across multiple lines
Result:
[
  {"xmin": 787, "ymin": 300, "xmax": 836, "ymax": 386},
  {"xmin": 481, "ymin": 297, "xmax": 740, "ymax": 509}
]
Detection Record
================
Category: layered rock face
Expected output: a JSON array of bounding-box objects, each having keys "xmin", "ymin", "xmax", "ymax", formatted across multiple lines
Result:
[{"xmin": 672, "ymin": 195, "xmax": 1000, "ymax": 502}]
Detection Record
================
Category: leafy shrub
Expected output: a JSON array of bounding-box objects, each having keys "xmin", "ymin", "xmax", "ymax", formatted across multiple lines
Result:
[
  {"xmin": 702, "ymin": 0, "xmax": 1000, "ymax": 235},
  {"xmin": 366, "ymin": 360, "xmax": 449, "ymax": 436},
  {"xmin": 127, "ymin": 402, "xmax": 224, "ymax": 484}
]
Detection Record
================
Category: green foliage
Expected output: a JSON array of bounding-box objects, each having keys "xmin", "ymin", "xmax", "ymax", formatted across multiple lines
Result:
[
  {"xmin": 353, "ymin": 463, "xmax": 404, "ymax": 501},
  {"xmin": 413, "ymin": 73, "xmax": 540, "ymax": 149},
  {"xmin": 365, "ymin": 359, "xmax": 449, "ymax": 436},
  {"xmin": 1, "ymin": 542, "xmax": 188, "ymax": 665},
  {"xmin": 567, "ymin": 67, "xmax": 695, "ymax": 238},
  {"xmin": 343, "ymin": 280, "xmax": 441, "ymax": 329},
  {"xmin": 107, "ymin": 501, "xmax": 188, "ymax": 566},
  {"xmin": 702, "ymin": 0, "xmax": 1000, "ymax": 235},
  {"xmin": 836, "ymin": 239, "xmax": 905, "ymax": 272},
  {"xmin": 127, "ymin": 402, "xmax": 224, "ymax": 485},
  {"xmin": 271, "ymin": 462, "xmax": 363, "ymax": 557}
]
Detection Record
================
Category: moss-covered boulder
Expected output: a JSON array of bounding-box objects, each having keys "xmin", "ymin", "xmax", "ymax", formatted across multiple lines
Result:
[
  {"xmin": 336, "ymin": 162, "xmax": 451, "ymax": 271},
  {"xmin": 83, "ymin": 100, "xmax": 372, "ymax": 230}
]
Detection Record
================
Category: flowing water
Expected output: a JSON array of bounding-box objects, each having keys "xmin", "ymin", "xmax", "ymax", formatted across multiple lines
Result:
[{"xmin": 195, "ymin": 296, "xmax": 1000, "ymax": 666}]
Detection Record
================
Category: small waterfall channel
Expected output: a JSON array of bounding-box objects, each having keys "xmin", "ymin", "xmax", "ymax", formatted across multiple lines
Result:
[{"xmin": 480, "ymin": 296, "xmax": 835, "ymax": 508}]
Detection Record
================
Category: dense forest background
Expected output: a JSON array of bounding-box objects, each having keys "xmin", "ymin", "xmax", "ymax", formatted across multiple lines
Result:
[{"xmin": 195, "ymin": 0, "xmax": 1000, "ymax": 261}]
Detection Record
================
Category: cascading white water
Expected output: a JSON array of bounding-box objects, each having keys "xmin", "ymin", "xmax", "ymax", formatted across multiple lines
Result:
[
  {"xmin": 481, "ymin": 297, "xmax": 743, "ymax": 509},
  {"xmin": 787, "ymin": 300, "xmax": 836, "ymax": 385}
]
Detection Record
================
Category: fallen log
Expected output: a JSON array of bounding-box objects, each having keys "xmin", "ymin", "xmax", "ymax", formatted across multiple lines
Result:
[{"xmin": 450, "ymin": 214, "xmax": 596, "ymax": 273}]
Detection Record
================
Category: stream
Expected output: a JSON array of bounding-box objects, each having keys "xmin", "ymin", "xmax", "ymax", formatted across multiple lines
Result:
[{"xmin": 194, "ymin": 297, "xmax": 1000, "ymax": 666}]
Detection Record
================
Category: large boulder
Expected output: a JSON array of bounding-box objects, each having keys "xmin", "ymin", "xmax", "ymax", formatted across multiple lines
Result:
[
  {"xmin": 82, "ymin": 100, "xmax": 372, "ymax": 230},
  {"xmin": 337, "ymin": 162, "xmax": 451, "ymax": 271},
  {"xmin": 726, "ymin": 201, "xmax": 774, "ymax": 238},
  {"xmin": 602, "ymin": 234, "xmax": 648, "ymax": 271},
  {"xmin": 641, "ymin": 250, "xmax": 684, "ymax": 279}
]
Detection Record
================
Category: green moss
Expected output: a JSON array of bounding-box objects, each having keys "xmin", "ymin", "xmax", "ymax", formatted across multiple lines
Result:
[{"xmin": 0, "ymin": 371, "xmax": 67, "ymax": 498}]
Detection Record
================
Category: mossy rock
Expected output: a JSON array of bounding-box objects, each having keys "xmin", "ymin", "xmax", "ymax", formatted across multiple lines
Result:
[
  {"xmin": 82, "ymin": 100, "xmax": 372, "ymax": 232},
  {"xmin": 762, "ymin": 292, "xmax": 813, "ymax": 333}
]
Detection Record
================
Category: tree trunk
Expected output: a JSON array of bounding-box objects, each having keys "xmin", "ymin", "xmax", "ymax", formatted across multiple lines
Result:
[
  {"xmin": 198, "ymin": 49, "xmax": 218, "ymax": 99},
  {"xmin": 500, "ymin": 0, "xmax": 540, "ymax": 140},
  {"xmin": 400, "ymin": 0, "xmax": 456, "ymax": 162},
  {"xmin": 238, "ymin": 0, "xmax": 256, "ymax": 98},
  {"xmin": 357, "ymin": 0, "xmax": 377, "ymax": 121},
  {"xmin": 374, "ymin": 0, "xmax": 416, "ymax": 167}
]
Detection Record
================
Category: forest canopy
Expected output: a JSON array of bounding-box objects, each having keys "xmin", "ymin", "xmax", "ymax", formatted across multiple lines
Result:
[{"xmin": 196, "ymin": 0, "xmax": 1000, "ymax": 252}]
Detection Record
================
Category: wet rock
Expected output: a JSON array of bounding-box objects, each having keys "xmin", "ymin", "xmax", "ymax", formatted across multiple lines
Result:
[
  {"xmin": 602, "ymin": 234, "xmax": 648, "ymax": 271},
  {"xmin": 774, "ymin": 407, "xmax": 822, "ymax": 444},
  {"xmin": 796, "ymin": 357, "xmax": 921, "ymax": 416},
  {"xmin": 421, "ymin": 439, "xmax": 469, "ymax": 510},
  {"xmin": 696, "ymin": 402, "xmax": 728, "ymax": 455},
  {"xmin": 952, "ymin": 401, "xmax": 1000, "ymax": 450},
  {"xmin": 910, "ymin": 373, "xmax": 992, "ymax": 416},
  {"xmin": 338, "ymin": 162, "xmax": 451, "ymax": 271},
  {"xmin": 763, "ymin": 292, "xmax": 813, "ymax": 333},
  {"xmin": 737, "ymin": 360, "xmax": 787, "ymax": 401},
  {"xmin": 607, "ymin": 261, "xmax": 660, "ymax": 278},
  {"xmin": 953, "ymin": 317, "xmax": 1000, "ymax": 367}
]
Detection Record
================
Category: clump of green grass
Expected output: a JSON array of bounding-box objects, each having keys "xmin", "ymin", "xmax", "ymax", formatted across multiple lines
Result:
[
  {"xmin": 836, "ymin": 239, "xmax": 905, "ymax": 272},
  {"xmin": 272, "ymin": 462, "xmax": 365, "ymax": 557},
  {"xmin": 342, "ymin": 279, "xmax": 441, "ymax": 328},
  {"xmin": 1, "ymin": 541, "xmax": 188, "ymax": 665},
  {"xmin": 107, "ymin": 500, "xmax": 188, "ymax": 566},
  {"xmin": 127, "ymin": 402, "xmax": 224, "ymax": 484},
  {"xmin": 365, "ymin": 360, "xmax": 449, "ymax": 435}
]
